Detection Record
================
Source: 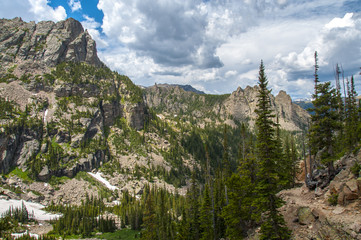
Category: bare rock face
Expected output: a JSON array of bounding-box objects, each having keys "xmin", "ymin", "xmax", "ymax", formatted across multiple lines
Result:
[
  {"xmin": 221, "ymin": 86, "xmax": 257, "ymax": 123},
  {"xmin": 0, "ymin": 17, "xmax": 103, "ymax": 74},
  {"xmin": 275, "ymin": 90, "xmax": 309, "ymax": 131},
  {"xmin": 222, "ymin": 87, "xmax": 309, "ymax": 131}
]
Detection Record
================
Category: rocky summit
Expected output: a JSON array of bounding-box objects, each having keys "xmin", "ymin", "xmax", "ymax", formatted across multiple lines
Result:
[{"xmin": 0, "ymin": 17, "xmax": 103, "ymax": 75}]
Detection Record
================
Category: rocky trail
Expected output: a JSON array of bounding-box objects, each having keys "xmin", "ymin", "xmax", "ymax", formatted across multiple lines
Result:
[{"xmin": 279, "ymin": 164, "xmax": 361, "ymax": 240}]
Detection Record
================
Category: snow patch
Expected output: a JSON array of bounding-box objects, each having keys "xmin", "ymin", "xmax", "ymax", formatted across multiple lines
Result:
[
  {"xmin": 112, "ymin": 200, "xmax": 121, "ymax": 205},
  {"xmin": 0, "ymin": 199, "xmax": 61, "ymax": 221},
  {"xmin": 43, "ymin": 109, "xmax": 48, "ymax": 122},
  {"xmin": 12, "ymin": 231, "xmax": 39, "ymax": 239},
  {"xmin": 88, "ymin": 171, "xmax": 118, "ymax": 191}
]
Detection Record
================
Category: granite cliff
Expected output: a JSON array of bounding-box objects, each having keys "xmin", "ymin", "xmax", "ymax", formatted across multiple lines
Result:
[{"xmin": 0, "ymin": 17, "xmax": 102, "ymax": 73}]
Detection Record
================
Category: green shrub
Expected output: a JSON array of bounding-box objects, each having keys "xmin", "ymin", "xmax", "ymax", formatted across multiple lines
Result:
[
  {"xmin": 351, "ymin": 162, "xmax": 361, "ymax": 177},
  {"xmin": 328, "ymin": 193, "xmax": 338, "ymax": 206}
]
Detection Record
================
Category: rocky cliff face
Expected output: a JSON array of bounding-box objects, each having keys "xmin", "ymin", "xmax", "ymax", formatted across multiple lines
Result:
[
  {"xmin": 0, "ymin": 17, "xmax": 103, "ymax": 75},
  {"xmin": 145, "ymin": 84, "xmax": 310, "ymax": 131},
  {"xmin": 0, "ymin": 18, "xmax": 147, "ymax": 178}
]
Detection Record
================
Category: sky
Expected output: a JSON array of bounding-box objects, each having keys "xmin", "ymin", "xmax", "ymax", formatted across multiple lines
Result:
[{"xmin": 1, "ymin": 0, "xmax": 361, "ymax": 99}]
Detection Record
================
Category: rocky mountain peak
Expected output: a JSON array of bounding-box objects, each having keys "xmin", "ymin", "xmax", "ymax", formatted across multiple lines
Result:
[
  {"xmin": 276, "ymin": 90, "xmax": 292, "ymax": 103},
  {"xmin": 0, "ymin": 18, "xmax": 147, "ymax": 178},
  {"xmin": 0, "ymin": 17, "xmax": 103, "ymax": 75}
]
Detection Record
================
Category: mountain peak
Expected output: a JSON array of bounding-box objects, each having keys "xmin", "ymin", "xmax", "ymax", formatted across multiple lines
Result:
[{"xmin": 0, "ymin": 17, "xmax": 103, "ymax": 75}]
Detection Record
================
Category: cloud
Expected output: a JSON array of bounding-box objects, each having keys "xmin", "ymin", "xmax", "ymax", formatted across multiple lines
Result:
[
  {"xmin": 0, "ymin": 0, "xmax": 32, "ymax": 20},
  {"xmin": 98, "ymin": 0, "xmax": 223, "ymax": 68},
  {"xmin": 152, "ymin": 71, "xmax": 183, "ymax": 77},
  {"xmin": 225, "ymin": 70, "xmax": 237, "ymax": 78},
  {"xmin": 276, "ymin": 12, "xmax": 361, "ymax": 73},
  {"xmin": 68, "ymin": 0, "xmax": 82, "ymax": 12},
  {"xmin": 93, "ymin": 0, "xmax": 361, "ymax": 99},
  {"xmin": 28, "ymin": 0, "xmax": 66, "ymax": 22},
  {"xmin": 0, "ymin": 0, "xmax": 66, "ymax": 22},
  {"xmin": 271, "ymin": 12, "xmax": 361, "ymax": 98}
]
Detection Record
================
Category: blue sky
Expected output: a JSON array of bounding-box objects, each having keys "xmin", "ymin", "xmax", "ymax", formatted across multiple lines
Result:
[{"xmin": 1, "ymin": 0, "xmax": 361, "ymax": 99}]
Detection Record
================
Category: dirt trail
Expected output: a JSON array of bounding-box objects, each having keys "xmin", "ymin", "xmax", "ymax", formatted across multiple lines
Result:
[{"xmin": 279, "ymin": 183, "xmax": 361, "ymax": 239}]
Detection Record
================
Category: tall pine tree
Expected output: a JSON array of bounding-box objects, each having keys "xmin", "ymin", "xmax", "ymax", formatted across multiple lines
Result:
[
  {"xmin": 345, "ymin": 76, "xmax": 359, "ymax": 149},
  {"xmin": 309, "ymin": 80, "xmax": 341, "ymax": 179},
  {"xmin": 254, "ymin": 61, "xmax": 290, "ymax": 240}
]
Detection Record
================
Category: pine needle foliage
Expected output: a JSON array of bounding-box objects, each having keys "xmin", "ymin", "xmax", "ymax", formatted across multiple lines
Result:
[{"xmin": 254, "ymin": 61, "xmax": 291, "ymax": 240}]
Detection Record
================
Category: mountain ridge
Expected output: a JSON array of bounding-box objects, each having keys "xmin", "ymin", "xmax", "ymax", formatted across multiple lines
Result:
[{"xmin": 144, "ymin": 84, "xmax": 309, "ymax": 132}]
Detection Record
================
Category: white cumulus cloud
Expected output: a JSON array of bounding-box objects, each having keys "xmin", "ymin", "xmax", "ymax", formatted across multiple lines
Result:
[
  {"xmin": 271, "ymin": 12, "xmax": 361, "ymax": 99},
  {"xmin": 29, "ymin": 0, "xmax": 66, "ymax": 22},
  {"xmin": 325, "ymin": 12, "xmax": 355, "ymax": 30},
  {"xmin": 68, "ymin": 0, "xmax": 82, "ymax": 12}
]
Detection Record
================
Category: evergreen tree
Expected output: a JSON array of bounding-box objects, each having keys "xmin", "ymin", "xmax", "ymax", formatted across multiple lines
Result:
[
  {"xmin": 213, "ymin": 170, "xmax": 226, "ymax": 239},
  {"xmin": 275, "ymin": 117, "xmax": 291, "ymax": 189},
  {"xmin": 280, "ymin": 133, "xmax": 299, "ymax": 188},
  {"xmin": 223, "ymin": 139, "xmax": 257, "ymax": 239},
  {"xmin": 308, "ymin": 81, "xmax": 342, "ymax": 178},
  {"xmin": 223, "ymin": 124, "xmax": 231, "ymax": 206},
  {"xmin": 176, "ymin": 208, "xmax": 191, "ymax": 240},
  {"xmin": 314, "ymin": 51, "xmax": 320, "ymax": 98},
  {"xmin": 345, "ymin": 75, "xmax": 359, "ymax": 149},
  {"xmin": 222, "ymin": 124, "xmax": 232, "ymax": 179},
  {"xmin": 141, "ymin": 191, "xmax": 157, "ymax": 240},
  {"xmin": 200, "ymin": 184, "xmax": 214, "ymax": 240},
  {"xmin": 254, "ymin": 61, "xmax": 290, "ymax": 240},
  {"xmin": 187, "ymin": 171, "xmax": 201, "ymax": 240},
  {"xmin": 290, "ymin": 135, "xmax": 299, "ymax": 187}
]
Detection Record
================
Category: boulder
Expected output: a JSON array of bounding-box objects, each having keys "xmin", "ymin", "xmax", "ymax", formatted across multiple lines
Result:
[
  {"xmin": 351, "ymin": 222, "xmax": 361, "ymax": 234},
  {"xmin": 334, "ymin": 169, "xmax": 350, "ymax": 182},
  {"xmin": 297, "ymin": 207, "xmax": 315, "ymax": 225},
  {"xmin": 329, "ymin": 181, "xmax": 344, "ymax": 194},
  {"xmin": 357, "ymin": 177, "xmax": 361, "ymax": 191},
  {"xmin": 26, "ymin": 191, "xmax": 44, "ymax": 202},
  {"xmin": 38, "ymin": 165, "xmax": 50, "ymax": 181},
  {"xmin": 338, "ymin": 185, "xmax": 359, "ymax": 205},
  {"xmin": 346, "ymin": 179, "xmax": 359, "ymax": 193}
]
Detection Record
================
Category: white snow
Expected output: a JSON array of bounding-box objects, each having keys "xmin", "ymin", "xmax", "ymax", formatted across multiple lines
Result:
[
  {"xmin": 112, "ymin": 200, "xmax": 121, "ymax": 205},
  {"xmin": 0, "ymin": 199, "xmax": 61, "ymax": 221},
  {"xmin": 12, "ymin": 231, "xmax": 39, "ymax": 239},
  {"xmin": 43, "ymin": 109, "xmax": 48, "ymax": 122},
  {"xmin": 88, "ymin": 171, "xmax": 118, "ymax": 191}
]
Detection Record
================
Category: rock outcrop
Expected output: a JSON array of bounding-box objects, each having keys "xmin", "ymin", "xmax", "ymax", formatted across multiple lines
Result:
[{"xmin": 0, "ymin": 17, "xmax": 103, "ymax": 75}]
